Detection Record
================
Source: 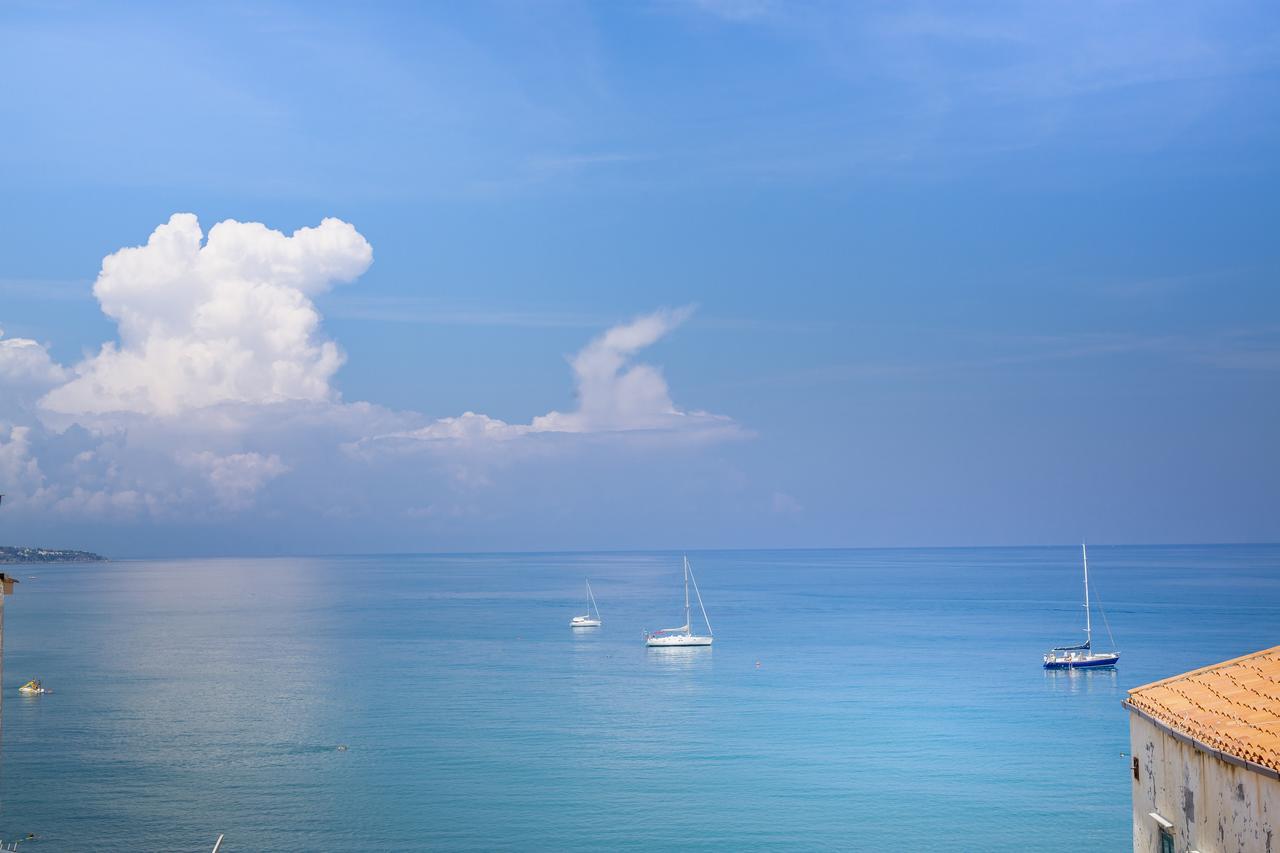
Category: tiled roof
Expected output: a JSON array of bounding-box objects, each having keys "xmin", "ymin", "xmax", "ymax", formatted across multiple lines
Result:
[{"xmin": 1126, "ymin": 646, "xmax": 1280, "ymax": 773}]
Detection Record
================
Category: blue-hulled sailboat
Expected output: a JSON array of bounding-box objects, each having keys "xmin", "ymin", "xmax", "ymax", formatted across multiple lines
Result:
[{"xmin": 1043, "ymin": 544, "xmax": 1119, "ymax": 669}]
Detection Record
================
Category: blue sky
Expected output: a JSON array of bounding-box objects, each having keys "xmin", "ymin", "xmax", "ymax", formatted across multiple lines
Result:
[{"xmin": 0, "ymin": 0, "xmax": 1277, "ymax": 556}]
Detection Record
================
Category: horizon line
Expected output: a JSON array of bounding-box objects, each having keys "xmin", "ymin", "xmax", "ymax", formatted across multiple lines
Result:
[{"xmin": 36, "ymin": 541, "xmax": 1280, "ymax": 562}]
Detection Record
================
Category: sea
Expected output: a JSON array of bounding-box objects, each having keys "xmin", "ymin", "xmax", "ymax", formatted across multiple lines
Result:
[{"xmin": 0, "ymin": 545, "xmax": 1276, "ymax": 851}]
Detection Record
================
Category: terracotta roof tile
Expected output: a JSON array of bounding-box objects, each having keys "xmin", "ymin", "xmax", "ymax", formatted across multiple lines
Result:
[{"xmin": 1126, "ymin": 645, "xmax": 1280, "ymax": 773}]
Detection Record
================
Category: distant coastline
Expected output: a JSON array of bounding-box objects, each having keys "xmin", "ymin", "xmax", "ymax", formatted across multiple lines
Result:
[{"xmin": 0, "ymin": 546, "xmax": 107, "ymax": 564}]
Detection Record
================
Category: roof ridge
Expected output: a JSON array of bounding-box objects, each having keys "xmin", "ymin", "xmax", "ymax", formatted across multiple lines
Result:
[{"xmin": 1128, "ymin": 645, "xmax": 1280, "ymax": 696}]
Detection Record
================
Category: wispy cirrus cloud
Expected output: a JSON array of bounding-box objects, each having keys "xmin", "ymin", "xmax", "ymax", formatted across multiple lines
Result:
[
  {"xmin": 0, "ymin": 278, "xmax": 94, "ymax": 302},
  {"xmin": 1186, "ymin": 328, "xmax": 1280, "ymax": 372},
  {"xmin": 322, "ymin": 295, "xmax": 610, "ymax": 329},
  {"xmin": 674, "ymin": 1, "xmax": 1280, "ymax": 178},
  {"xmin": 731, "ymin": 327, "xmax": 1280, "ymax": 389}
]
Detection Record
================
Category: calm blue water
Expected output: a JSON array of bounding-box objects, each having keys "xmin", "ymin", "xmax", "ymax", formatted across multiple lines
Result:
[{"xmin": 0, "ymin": 545, "xmax": 1276, "ymax": 851}]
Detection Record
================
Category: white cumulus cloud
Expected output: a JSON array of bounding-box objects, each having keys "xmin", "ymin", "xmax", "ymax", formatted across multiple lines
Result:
[
  {"xmin": 0, "ymin": 330, "xmax": 69, "ymax": 421},
  {"xmin": 532, "ymin": 306, "xmax": 697, "ymax": 433},
  {"xmin": 179, "ymin": 450, "xmax": 289, "ymax": 510},
  {"xmin": 40, "ymin": 213, "xmax": 372, "ymax": 416},
  {"xmin": 0, "ymin": 330, "xmax": 67, "ymax": 389},
  {"xmin": 400, "ymin": 411, "xmax": 533, "ymax": 442},
  {"xmin": 374, "ymin": 307, "xmax": 738, "ymax": 446},
  {"xmin": 0, "ymin": 425, "xmax": 45, "ymax": 494}
]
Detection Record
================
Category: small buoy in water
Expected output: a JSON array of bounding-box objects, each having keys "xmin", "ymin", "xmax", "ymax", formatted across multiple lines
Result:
[{"xmin": 337, "ymin": 744, "xmax": 348, "ymax": 752}]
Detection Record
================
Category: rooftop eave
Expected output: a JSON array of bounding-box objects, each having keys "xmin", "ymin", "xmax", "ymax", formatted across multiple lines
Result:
[{"xmin": 1124, "ymin": 698, "xmax": 1280, "ymax": 782}]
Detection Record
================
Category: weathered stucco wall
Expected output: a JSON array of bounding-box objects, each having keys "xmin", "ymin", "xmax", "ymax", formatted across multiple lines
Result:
[{"xmin": 1131, "ymin": 712, "xmax": 1280, "ymax": 852}]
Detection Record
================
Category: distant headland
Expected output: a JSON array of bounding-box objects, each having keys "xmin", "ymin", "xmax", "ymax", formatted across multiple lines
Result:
[{"xmin": 0, "ymin": 546, "xmax": 107, "ymax": 564}]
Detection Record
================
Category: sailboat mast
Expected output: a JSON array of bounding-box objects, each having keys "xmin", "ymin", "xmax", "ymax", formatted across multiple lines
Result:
[
  {"xmin": 688, "ymin": 560, "xmax": 713, "ymax": 637},
  {"xmin": 1082, "ymin": 543, "xmax": 1092, "ymax": 647},
  {"xmin": 683, "ymin": 556, "xmax": 691, "ymax": 635}
]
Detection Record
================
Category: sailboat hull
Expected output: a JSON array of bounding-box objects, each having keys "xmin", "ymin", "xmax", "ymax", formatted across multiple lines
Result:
[
  {"xmin": 646, "ymin": 635, "xmax": 712, "ymax": 647},
  {"xmin": 570, "ymin": 617, "xmax": 601, "ymax": 627},
  {"xmin": 1043, "ymin": 653, "xmax": 1119, "ymax": 669}
]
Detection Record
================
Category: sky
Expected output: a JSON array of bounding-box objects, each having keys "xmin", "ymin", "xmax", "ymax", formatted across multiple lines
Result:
[{"xmin": 0, "ymin": 0, "xmax": 1277, "ymax": 556}]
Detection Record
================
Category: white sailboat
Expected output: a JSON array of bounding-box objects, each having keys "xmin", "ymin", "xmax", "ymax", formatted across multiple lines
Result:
[
  {"xmin": 570, "ymin": 580, "xmax": 602, "ymax": 628},
  {"xmin": 1043, "ymin": 543, "xmax": 1119, "ymax": 669},
  {"xmin": 646, "ymin": 556, "xmax": 713, "ymax": 647}
]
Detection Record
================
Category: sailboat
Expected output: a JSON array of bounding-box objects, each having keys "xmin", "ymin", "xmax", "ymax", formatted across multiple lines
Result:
[
  {"xmin": 1043, "ymin": 544, "xmax": 1119, "ymax": 669},
  {"xmin": 646, "ymin": 556, "xmax": 713, "ymax": 647},
  {"xmin": 569, "ymin": 580, "xmax": 602, "ymax": 628}
]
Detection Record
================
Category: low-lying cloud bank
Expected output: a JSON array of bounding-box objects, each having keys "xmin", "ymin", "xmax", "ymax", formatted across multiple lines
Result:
[{"xmin": 0, "ymin": 214, "xmax": 744, "ymax": 531}]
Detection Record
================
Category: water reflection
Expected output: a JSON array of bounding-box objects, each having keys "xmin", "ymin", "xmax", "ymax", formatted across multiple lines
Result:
[
  {"xmin": 1043, "ymin": 666, "xmax": 1119, "ymax": 694},
  {"xmin": 645, "ymin": 646, "xmax": 713, "ymax": 672}
]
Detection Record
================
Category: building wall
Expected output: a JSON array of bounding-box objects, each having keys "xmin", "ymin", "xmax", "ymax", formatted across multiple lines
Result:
[{"xmin": 1131, "ymin": 713, "xmax": 1280, "ymax": 853}]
